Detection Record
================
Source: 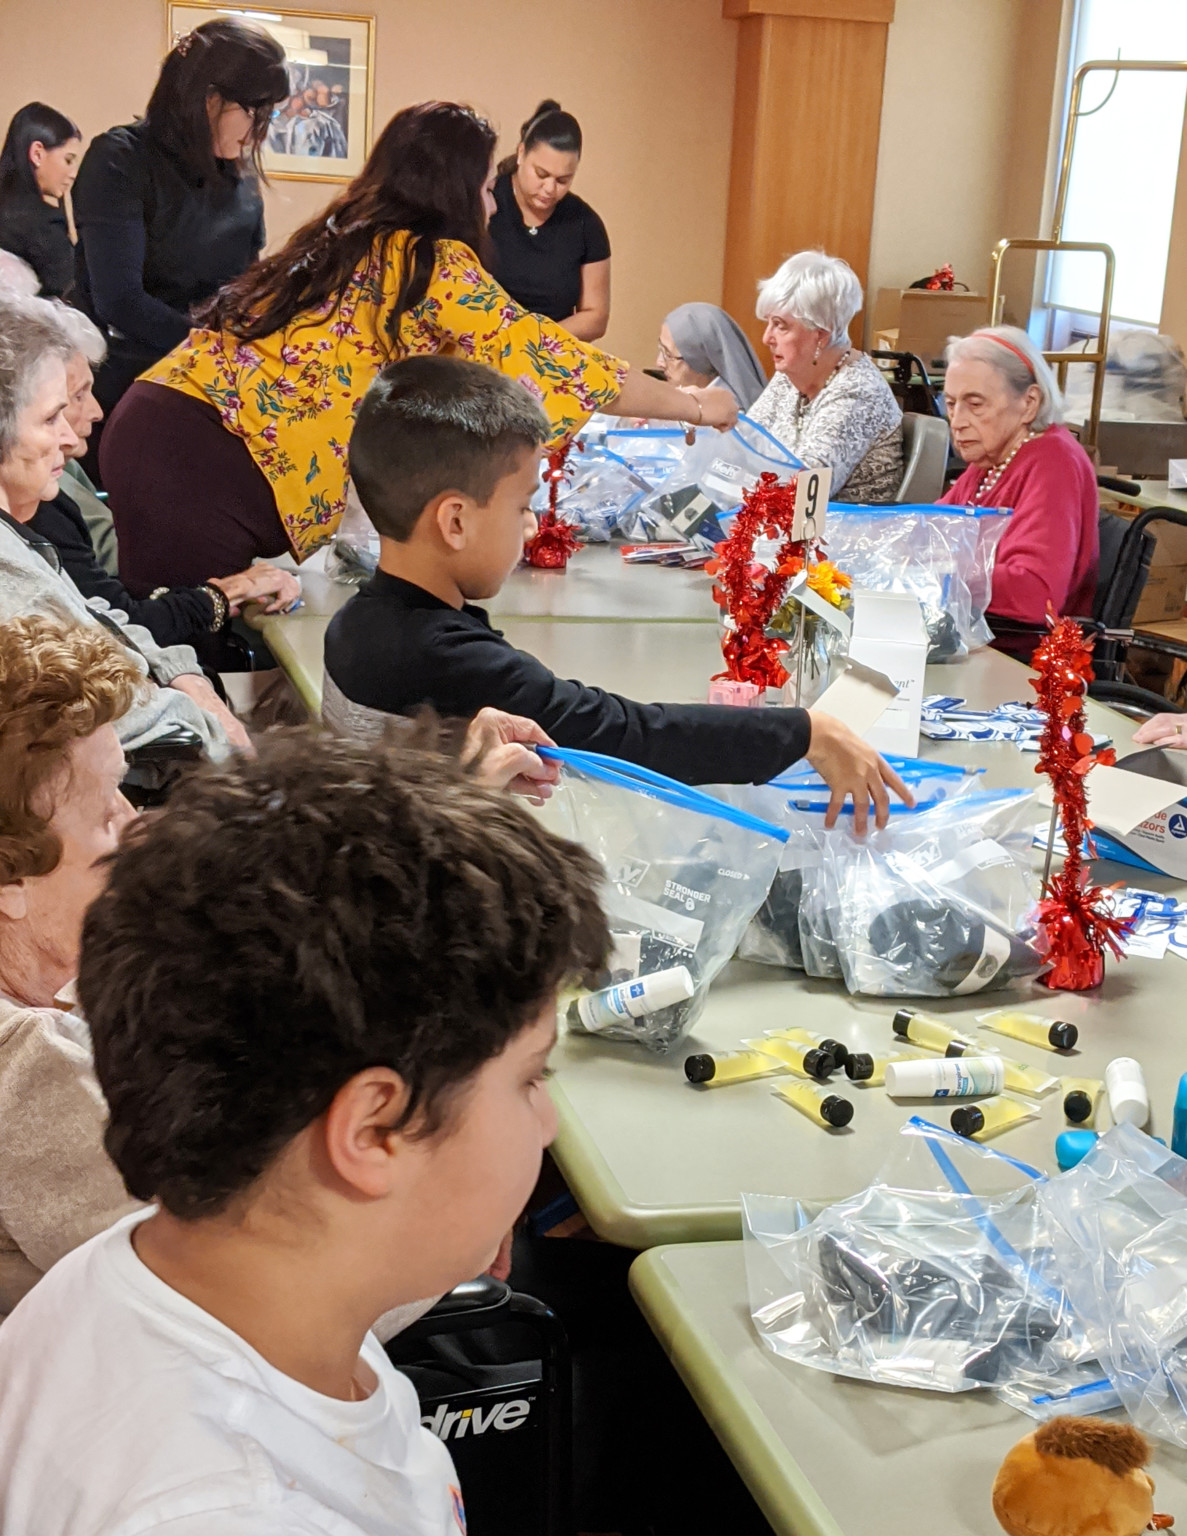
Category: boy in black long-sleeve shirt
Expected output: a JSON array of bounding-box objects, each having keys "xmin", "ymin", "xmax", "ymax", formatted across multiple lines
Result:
[{"xmin": 325, "ymin": 356, "xmax": 906, "ymax": 826}]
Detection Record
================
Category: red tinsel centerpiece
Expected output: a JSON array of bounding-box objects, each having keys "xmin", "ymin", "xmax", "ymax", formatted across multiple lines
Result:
[
  {"xmin": 1030, "ymin": 617, "xmax": 1131, "ymax": 990},
  {"xmin": 705, "ymin": 472, "xmax": 810, "ymax": 689},
  {"xmin": 524, "ymin": 439, "xmax": 582, "ymax": 570}
]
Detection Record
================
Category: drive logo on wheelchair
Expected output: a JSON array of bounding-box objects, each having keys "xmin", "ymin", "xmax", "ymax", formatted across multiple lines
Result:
[{"xmin": 422, "ymin": 1396, "xmax": 533, "ymax": 1442}]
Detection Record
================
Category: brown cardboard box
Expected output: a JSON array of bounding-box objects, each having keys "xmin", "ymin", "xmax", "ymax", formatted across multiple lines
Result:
[
  {"xmin": 871, "ymin": 288, "xmax": 989, "ymax": 369},
  {"xmin": 898, "ymin": 292, "xmax": 990, "ymax": 369},
  {"xmin": 1112, "ymin": 504, "xmax": 1187, "ymax": 624}
]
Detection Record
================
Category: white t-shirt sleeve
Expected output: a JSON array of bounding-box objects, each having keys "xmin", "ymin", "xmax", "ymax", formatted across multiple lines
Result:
[{"xmin": 142, "ymin": 1513, "xmax": 332, "ymax": 1535}]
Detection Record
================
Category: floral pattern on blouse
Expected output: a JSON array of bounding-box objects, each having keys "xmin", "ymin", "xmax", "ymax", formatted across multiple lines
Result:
[{"xmin": 142, "ymin": 235, "xmax": 628, "ymax": 561}]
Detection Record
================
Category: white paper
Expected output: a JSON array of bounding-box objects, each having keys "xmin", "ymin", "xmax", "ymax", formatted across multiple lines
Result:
[{"xmin": 810, "ymin": 659, "xmax": 898, "ymax": 736}]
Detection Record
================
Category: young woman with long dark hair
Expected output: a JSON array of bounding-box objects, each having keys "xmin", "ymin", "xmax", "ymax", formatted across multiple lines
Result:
[
  {"xmin": 70, "ymin": 17, "xmax": 288, "ymax": 434},
  {"xmin": 488, "ymin": 100, "xmax": 611, "ymax": 341},
  {"xmin": 0, "ymin": 103, "xmax": 82, "ymax": 298},
  {"xmin": 100, "ymin": 101, "xmax": 737, "ymax": 593}
]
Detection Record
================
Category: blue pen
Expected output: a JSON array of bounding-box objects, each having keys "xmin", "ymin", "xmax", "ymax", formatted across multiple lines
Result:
[{"xmin": 1172, "ymin": 1073, "xmax": 1187, "ymax": 1159}]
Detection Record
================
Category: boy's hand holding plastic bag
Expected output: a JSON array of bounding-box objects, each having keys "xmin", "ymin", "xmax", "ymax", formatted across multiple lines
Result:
[{"xmin": 804, "ymin": 711, "xmax": 914, "ymax": 833}]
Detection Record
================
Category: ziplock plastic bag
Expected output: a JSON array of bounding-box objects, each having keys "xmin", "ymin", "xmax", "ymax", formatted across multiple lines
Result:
[
  {"xmin": 536, "ymin": 748, "xmax": 788, "ymax": 1051},
  {"xmin": 720, "ymin": 761, "xmax": 982, "ymax": 973},
  {"xmin": 636, "ymin": 415, "xmax": 803, "ymax": 545},
  {"xmin": 744, "ymin": 1117, "xmax": 1086, "ymax": 1397},
  {"xmin": 825, "ymin": 789, "xmax": 1042, "ymax": 996},
  {"xmin": 602, "ymin": 425, "xmax": 688, "ymax": 483},
  {"xmin": 1041, "ymin": 1124, "xmax": 1187, "ymax": 1448},
  {"xmin": 825, "ymin": 503, "xmax": 1011, "ymax": 660},
  {"xmin": 326, "ymin": 481, "xmax": 380, "ymax": 585},
  {"xmin": 532, "ymin": 451, "xmax": 652, "ymax": 542}
]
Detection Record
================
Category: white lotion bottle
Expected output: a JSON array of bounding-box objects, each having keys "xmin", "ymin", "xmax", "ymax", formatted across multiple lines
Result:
[
  {"xmin": 1105, "ymin": 1057, "xmax": 1149, "ymax": 1128},
  {"xmin": 884, "ymin": 1056, "xmax": 1005, "ymax": 1099}
]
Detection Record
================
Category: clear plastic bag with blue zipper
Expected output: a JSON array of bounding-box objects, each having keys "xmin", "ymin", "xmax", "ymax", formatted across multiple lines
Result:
[
  {"xmin": 633, "ymin": 415, "xmax": 804, "ymax": 546},
  {"xmin": 531, "ymin": 450, "xmax": 654, "ymax": 542},
  {"xmin": 717, "ymin": 760, "xmax": 983, "ymax": 973},
  {"xmin": 1040, "ymin": 1124, "xmax": 1187, "ymax": 1448},
  {"xmin": 823, "ymin": 788, "xmax": 1043, "ymax": 996},
  {"xmin": 824, "ymin": 503, "xmax": 1012, "ymax": 661},
  {"xmin": 535, "ymin": 748, "xmax": 788, "ymax": 1051},
  {"xmin": 743, "ymin": 1117, "xmax": 1092, "ymax": 1401}
]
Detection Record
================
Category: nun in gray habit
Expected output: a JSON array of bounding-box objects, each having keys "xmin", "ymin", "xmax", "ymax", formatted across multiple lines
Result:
[{"xmin": 658, "ymin": 302, "xmax": 768, "ymax": 409}]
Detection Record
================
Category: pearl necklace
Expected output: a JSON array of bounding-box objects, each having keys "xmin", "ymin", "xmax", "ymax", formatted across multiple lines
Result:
[{"xmin": 971, "ymin": 429, "xmax": 1040, "ymax": 505}]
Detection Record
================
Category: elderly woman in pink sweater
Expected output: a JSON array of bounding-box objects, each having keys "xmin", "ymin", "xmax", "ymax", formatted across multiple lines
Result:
[{"xmin": 941, "ymin": 326, "xmax": 1099, "ymax": 647}]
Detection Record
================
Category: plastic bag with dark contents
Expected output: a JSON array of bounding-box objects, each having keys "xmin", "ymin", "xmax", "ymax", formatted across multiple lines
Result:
[
  {"xmin": 634, "ymin": 415, "xmax": 803, "ymax": 547},
  {"xmin": 716, "ymin": 760, "xmax": 983, "ymax": 973},
  {"xmin": 744, "ymin": 1117, "xmax": 1089, "ymax": 1400},
  {"xmin": 823, "ymin": 788, "xmax": 1042, "ymax": 996},
  {"xmin": 325, "ymin": 481, "xmax": 381, "ymax": 585},
  {"xmin": 824, "ymin": 503, "xmax": 1012, "ymax": 661},
  {"xmin": 535, "ymin": 748, "xmax": 788, "ymax": 1051}
]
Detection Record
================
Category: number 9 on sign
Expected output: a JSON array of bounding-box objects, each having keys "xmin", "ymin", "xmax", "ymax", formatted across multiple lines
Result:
[{"xmin": 791, "ymin": 466, "xmax": 831, "ymax": 541}]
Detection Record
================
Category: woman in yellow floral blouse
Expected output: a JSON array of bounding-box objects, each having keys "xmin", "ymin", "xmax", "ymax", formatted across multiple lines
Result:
[{"xmin": 99, "ymin": 102, "xmax": 737, "ymax": 590}]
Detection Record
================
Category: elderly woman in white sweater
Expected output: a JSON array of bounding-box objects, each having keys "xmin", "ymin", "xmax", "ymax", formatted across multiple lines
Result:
[{"xmin": 749, "ymin": 250, "xmax": 903, "ymax": 502}]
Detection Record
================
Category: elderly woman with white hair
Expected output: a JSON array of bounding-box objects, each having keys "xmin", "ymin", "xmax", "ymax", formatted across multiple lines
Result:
[
  {"xmin": 940, "ymin": 325, "xmax": 1098, "ymax": 634},
  {"xmin": 0, "ymin": 290, "xmax": 246, "ymax": 754},
  {"xmin": 13, "ymin": 296, "xmax": 299, "ymax": 662},
  {"xmin": 748, "ymin": 250, "xmax": 903, "ymax": 501}
]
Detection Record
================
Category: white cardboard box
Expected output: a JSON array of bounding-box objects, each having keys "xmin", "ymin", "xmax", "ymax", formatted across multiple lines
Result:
[
  {"xmin": 1110, "ymin": 802, "xmax": 1187, "ymax": 879},
  {"xmin": 846, "ymin": 590, "xmax": 928, "ymax": 755}
]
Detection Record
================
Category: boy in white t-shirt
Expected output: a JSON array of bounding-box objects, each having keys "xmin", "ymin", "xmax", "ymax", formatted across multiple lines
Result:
[{"xmin": 0, "ymin": 732, "xmax": 610, "ymax": 1536}]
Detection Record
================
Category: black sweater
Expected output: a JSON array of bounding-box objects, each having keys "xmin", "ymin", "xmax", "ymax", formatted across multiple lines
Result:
[
  {"xmin": 0, "ymin": 192, "xmax": 73, "ymax": 297},
  {"xmin": 323, "ymin": 572, "xmax": 812, "ymax": 786},
  {"xmin": 29, "ymin": 493, "xmax": 216, "ymax": 646}
]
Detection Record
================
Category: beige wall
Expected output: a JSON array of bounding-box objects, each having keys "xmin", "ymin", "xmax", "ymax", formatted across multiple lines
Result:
[
  {"xmin": 866, "ymin": 0, "xmax": 1065, "ymax": 332},
  {"xmin": 0, "ymin": 0, "xmax": 738, "ymax": 367}
]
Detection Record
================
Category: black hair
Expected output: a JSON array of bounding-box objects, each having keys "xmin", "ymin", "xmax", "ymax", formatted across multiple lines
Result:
[
  {"xmin": 0, "ymin": 103, "xmax": 81, "ymax": 198},
  {"xmin": 79, "ymin": 730, "xmax": 610, "ymax": 1220},
  {"xmin": 146, "ymin": 17, "xmax": 288, "ymax": 183},
  {"xmin": 199, "ymin": 102, "xmax": 497, "ymax": 342},
  {"xmin": 497, "ymin": 99, "xmax": 582, "ymax": 177},
  {"xmin": 349, "ymin": 354, "xmax": 550, "ymax": 541}
]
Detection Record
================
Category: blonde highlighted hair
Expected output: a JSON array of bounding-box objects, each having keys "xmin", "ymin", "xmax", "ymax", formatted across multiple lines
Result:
[{"xmin": 0, "ymin": 617, "xmax": 142, "ymax": 884}]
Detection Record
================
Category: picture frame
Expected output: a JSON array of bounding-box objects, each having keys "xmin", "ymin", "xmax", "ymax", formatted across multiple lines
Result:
[{"xmin": 166, "ymin": 3, "xmax": 375, "ymax": 183}]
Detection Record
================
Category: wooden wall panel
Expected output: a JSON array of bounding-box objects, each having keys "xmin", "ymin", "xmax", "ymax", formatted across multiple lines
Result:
[{"xmin": 723, "ymin": 8, "xmax": 892, "ymax": 351}]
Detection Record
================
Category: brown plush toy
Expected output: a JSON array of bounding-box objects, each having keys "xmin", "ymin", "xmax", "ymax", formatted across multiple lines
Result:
[{"xmin": 993, "ymin": 1417, "xmax": 1174, "ymax": 1536}]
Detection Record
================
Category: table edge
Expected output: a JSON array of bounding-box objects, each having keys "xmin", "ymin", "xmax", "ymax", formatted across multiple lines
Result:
[{"xmin": 629, "ymin": 1244, "xmax": 844, "ymax": 1536}]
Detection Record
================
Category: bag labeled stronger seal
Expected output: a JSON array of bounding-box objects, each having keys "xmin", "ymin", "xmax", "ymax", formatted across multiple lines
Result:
[
  {"xmin": 537, "ymin": 749, "xmax": 788, "ymax": 1051},
  {"xmin": 636, "ymin": 415, "xmax": 803, "ymax": 546}
]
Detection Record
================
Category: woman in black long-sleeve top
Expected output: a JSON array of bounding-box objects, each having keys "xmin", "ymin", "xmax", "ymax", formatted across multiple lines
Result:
[
  {"xmin": 0, "ymin": 103, "xmax": 81, "ymax": 298},
  {"xmin": 71, "ymin": 17, "xmax": 288, "ymax": 433}
]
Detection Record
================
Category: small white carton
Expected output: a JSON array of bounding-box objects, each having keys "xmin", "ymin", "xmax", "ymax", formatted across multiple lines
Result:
[{"xmin": 846, "ymin": 589, "xmax": 928, "ymax": 755}]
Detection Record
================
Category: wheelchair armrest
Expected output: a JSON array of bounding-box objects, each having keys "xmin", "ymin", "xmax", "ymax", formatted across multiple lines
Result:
[{"xmin": 401, "ymin": 1276, "xmax": 512, "ymax": 1340}]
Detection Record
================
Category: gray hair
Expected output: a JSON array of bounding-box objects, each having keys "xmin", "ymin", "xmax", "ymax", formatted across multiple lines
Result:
[
  {"xmin": 945, "ymin": 325, "xmax": 1063, "ymax": 431},
  {"xmin": 0, "ymin": 292, "xmax": 76, "ymax": 462},
  {"xmin": 756, "ymin": 250, "xmax": 864, "ymax": 348},
  {"xmin": 51, "ymin": 304, "xmax": 107, "ymax": 367}
]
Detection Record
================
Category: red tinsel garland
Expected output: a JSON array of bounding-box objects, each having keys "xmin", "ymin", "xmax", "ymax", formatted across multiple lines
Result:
[
  {"xmin": 1030, "ymin": 617, "xmax": 1132, "ymax": 990},
  {"xmin": 524, "ymin": 439, "xmax": 582, "ymax": 570},
  {"xmin": 704, "ymin": 472, "xmax": 810, "ymax": 689},
  {"xmin": 923, "ymin": 264, "xmax": 956, "ymax": 292}
]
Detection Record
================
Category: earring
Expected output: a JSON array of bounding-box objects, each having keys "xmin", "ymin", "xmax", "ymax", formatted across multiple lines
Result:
[{"xmin": 813, "ymin": 347, "xmax": 822, "ymax": 366}]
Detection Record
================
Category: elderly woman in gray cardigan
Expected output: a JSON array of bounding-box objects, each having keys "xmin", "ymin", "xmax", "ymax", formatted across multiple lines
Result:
[
  {"xmin": 748, "ymin": 250, "xmax": 903, "ymax": 502},
  {"xmin": 0, "ymin": 292, "xmax": 244, "ymax": 758}
]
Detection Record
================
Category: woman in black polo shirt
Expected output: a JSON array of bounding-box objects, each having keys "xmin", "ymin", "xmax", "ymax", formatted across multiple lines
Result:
[
  {"xmin": 71, "ymin": 17, "xmax": 288, "ymax": 442},
  {"xmin": 0, "ymin": 103, "xmax": 82, "ymax": 298},
  {"xmin": 488, "ymin": 101, "xmax": 610, "ymax": 341}
]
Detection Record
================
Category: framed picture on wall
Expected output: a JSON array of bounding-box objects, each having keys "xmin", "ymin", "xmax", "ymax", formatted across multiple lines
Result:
[{"xmin": 166, "ymin": 4, "xmax": 375, "ymax": 182}]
